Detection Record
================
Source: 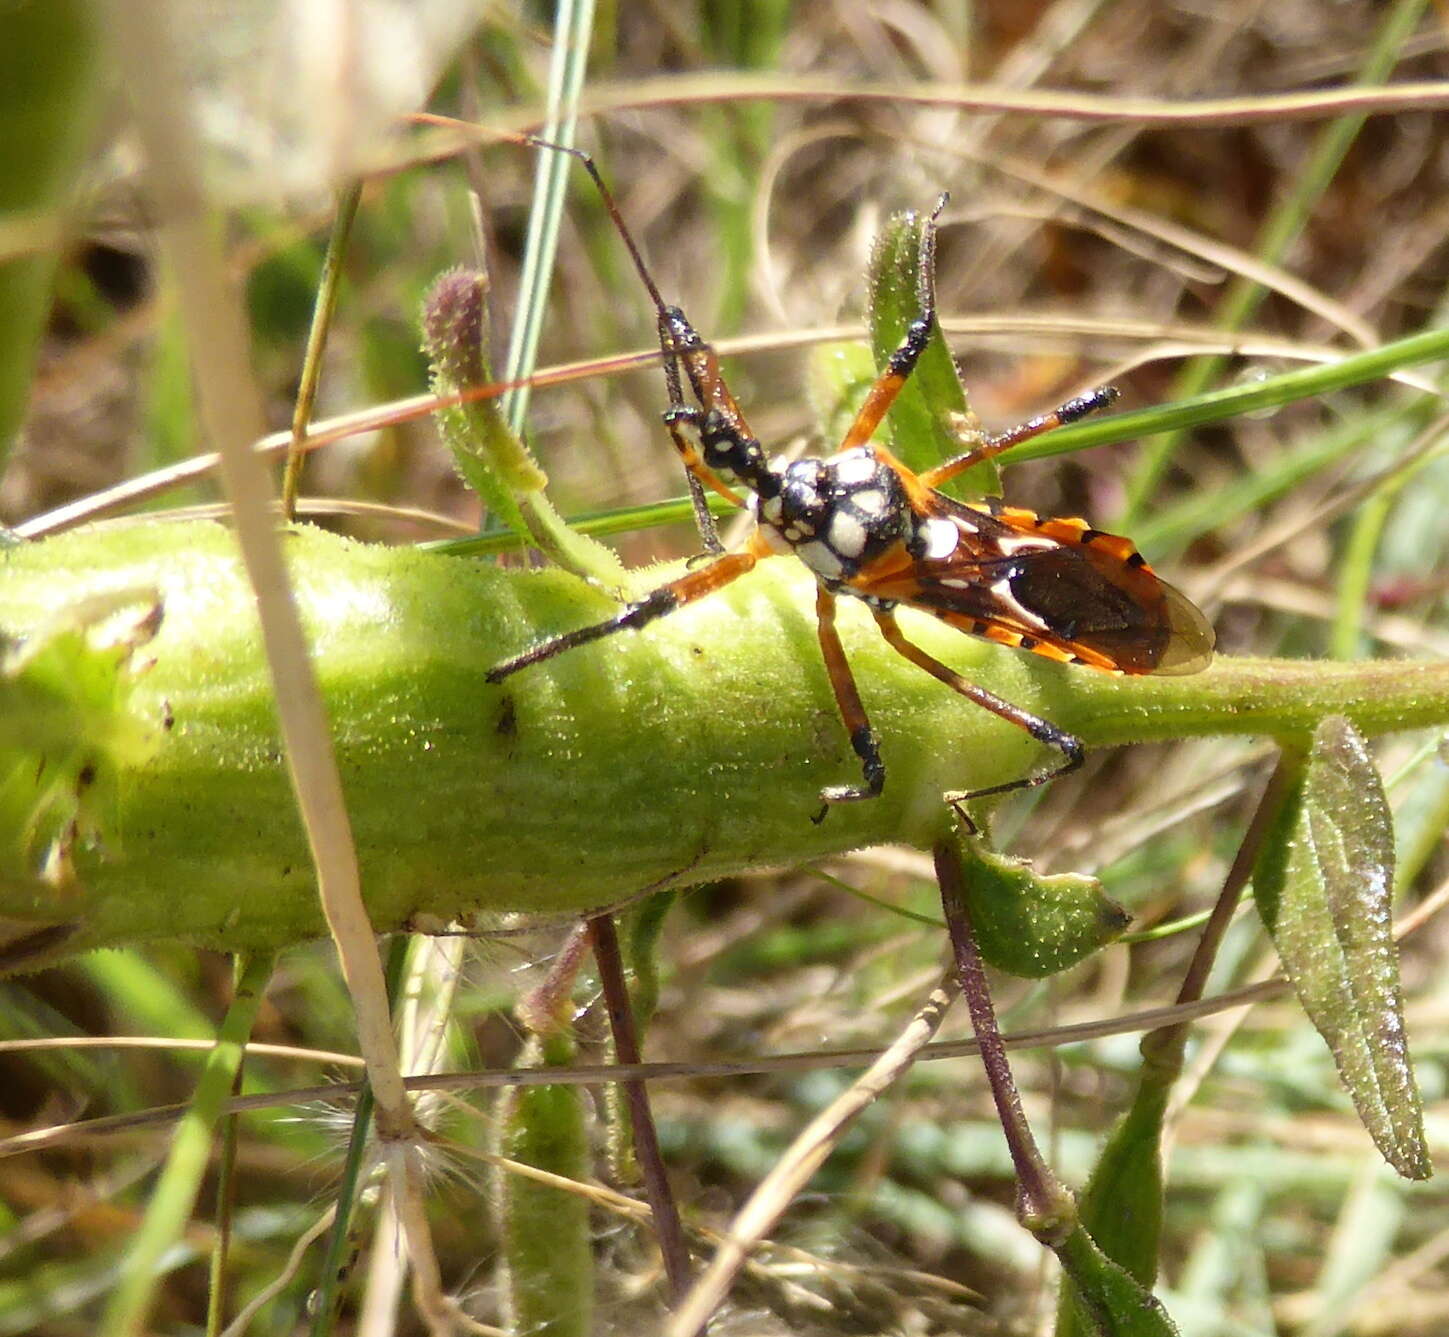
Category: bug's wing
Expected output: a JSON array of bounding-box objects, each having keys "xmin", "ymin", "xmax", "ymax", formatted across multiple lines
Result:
[
  {"xmin": 1147, "ymin": 577, "xmax": 1216, "ymax": 675},
  {"xmin": 859, "ymin": 499, "xmax": 1215, "ymax": 675}
]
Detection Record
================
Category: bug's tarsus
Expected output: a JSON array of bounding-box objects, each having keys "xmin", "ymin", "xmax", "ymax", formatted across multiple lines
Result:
[
  {"xmin": 944, "ymin": 729, "xmax": 1084, "ymax": 814},
  {"xmin": 820, "ymin": 724, "xmax": 887, "ymax": 804}
]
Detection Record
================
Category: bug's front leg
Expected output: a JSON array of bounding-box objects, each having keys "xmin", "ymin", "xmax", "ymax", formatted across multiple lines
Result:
[
  {"xmin": 487, "ymin": 548, "xmax": 761, "ymax": 683},
  {"xmin": 814, "ymin": 586, "xmax": 886, "ymax": 808}
]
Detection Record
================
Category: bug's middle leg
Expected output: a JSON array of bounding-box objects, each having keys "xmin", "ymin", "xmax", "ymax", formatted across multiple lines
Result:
[
  {"xmin": 919, "ymin": 386, "xmax": 1119, "ymax": 489},
  {"xmin": 814, "ymin": 586, "xmax": 887, "ymax": 805}
]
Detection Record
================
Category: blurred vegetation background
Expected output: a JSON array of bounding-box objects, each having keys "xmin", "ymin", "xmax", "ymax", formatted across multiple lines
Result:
[{"xmin": 3, "ymin": 2, "xmax": 1449, "ymax": 1334}]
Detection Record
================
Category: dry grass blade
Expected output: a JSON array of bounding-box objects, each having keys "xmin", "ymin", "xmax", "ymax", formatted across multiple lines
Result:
[
  {"xmin": 106, "ymin": 2, "xmax": 412, "ymax": 1141},
  {"xmin": 667, "ymin": 973, "xmax": 960, "ymax": 1337}
]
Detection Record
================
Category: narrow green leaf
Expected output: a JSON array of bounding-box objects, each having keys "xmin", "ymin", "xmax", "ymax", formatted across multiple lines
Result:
[
  {"xmin": 1055, "ymin": 1226, "xmax": 1181, "ymax": 1337},
  {"xmin": 868, "ymin": 209, "xmax": 996, "ymax": 495},
  {"xmin": 1253, "ymin": 716, "xmax": 1430, "ymax": 1179},
  {"xmin": 421, "ymin": 268, "xmax": 629, "ymax": 587},
  {"xmin": 806, "ymin": 339, "xmax": 878, "ymax": 445},
  {"xmin": 952, "ymin": 831, "xmax": 1130, "ymax": 979},
  {"xmin": 421, "ymin": 268, "xmax": 543, "ymax": 536}
]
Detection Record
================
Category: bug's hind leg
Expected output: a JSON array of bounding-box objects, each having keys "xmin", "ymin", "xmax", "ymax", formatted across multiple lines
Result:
[{"xmin": 870, "ymin": 609, "xmax": 1084, "ymax": 808}]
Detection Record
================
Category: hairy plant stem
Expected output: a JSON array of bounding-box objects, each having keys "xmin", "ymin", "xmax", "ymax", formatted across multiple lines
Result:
[{"xmin": 3, "ymin": 520, "xmax": 1447, "ymax": 968}]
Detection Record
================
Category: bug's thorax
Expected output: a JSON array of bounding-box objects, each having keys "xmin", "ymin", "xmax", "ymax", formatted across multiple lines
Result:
[{"xmin": 752, "ymin": 446, "xmax": 928, "ymax": 586}]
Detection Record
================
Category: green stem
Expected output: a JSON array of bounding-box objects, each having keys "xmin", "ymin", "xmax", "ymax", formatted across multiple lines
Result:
[{"xmin": 2, "ymin": 520, "xmax": 1447, "ymax": 967}]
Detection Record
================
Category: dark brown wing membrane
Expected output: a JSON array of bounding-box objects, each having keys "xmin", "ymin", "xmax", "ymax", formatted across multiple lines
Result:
[{"xmin": 855, "ymin": 491, "xmax": 1215, "ymax": 675}]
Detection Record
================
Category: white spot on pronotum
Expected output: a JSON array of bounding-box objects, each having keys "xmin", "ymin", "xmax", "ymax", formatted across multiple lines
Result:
[
  {"xmin": 920, "ymin": 516, "xmax": 959, "ymax": 559},
  {"xmin": 833, "ymin": 450, "xmax": 878, "ymax": 485},
  {"xmin": 852, "ymin": 489, "xmax": 888, "ymax": 517},
  {"xmin": 828, "ymin": 512, "xmax": 868, "ymax": 559},
  {"xmin": 940, "ymin": 577, "xmax": 974, "ymax": 590},
  {"xmin": 799, "ymin": 540, "xmax": 845, "ymax": 577}
]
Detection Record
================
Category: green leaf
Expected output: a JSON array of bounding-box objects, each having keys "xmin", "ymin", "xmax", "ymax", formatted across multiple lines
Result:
[
  {"xmin": 868, "ymin": 209, "xmax": 997, "ymax": 495},
  {"xmin": 1252, "ymin": 717, "xmax": 1431, "ymax": 1180},
  {"xmin": 806, "ymin": 339, "xmax": 879, "ymax": 445},
  {"xmin": 952, "ymin": 832, "xmax": 1130, "ymax": 978},
  {"xmin": 1055, "ymin": 1081, "xmax": 1170, "ymax": 1337},
  {"xmin": 1055, "ymin": 1225, "xmax": 1181, "ymax": 1337},
  {"xmin": 421, "ymin": 267, "xmax": 544, "ymax": 534}
]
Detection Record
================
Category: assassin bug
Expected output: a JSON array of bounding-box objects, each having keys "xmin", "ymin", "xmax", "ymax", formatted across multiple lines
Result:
[{"xmin": 488, "ymin": 143, "xmax": 1215, "ymax": 811}]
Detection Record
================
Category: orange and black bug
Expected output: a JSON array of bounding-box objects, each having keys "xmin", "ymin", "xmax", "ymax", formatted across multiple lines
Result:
[{"xmin": 487, "ymin": 142, "xmax": 1215, "ymax": 811}]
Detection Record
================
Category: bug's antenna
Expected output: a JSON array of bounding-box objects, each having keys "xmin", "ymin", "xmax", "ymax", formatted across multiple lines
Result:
[
  {"xmin": 522, "ymin": 136, "xmax": 674, "ymax": 321},
  {"xmin": 520, "ymin": 135, "xmax": 693, "ymax": 413}
]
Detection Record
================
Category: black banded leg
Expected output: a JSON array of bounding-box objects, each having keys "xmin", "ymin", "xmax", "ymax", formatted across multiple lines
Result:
[
  {"xmin": 685, "ymin": 468, "xmax": 724, "ymax": 556},
  {"xmin": 871, "ymin": 610, "xmax": 1084, "ymax": 806},
  {"xmin": 487, "ymin": 550, "xmax": 759, "ymax": 682},
  {"xmin": 920, "ymin": 386, "xmax": 1119, "ymax": 489},
  {"xmin": 836, "ymin": 195, "xmax": 949, "ymax": 453},
  {"xmin": 814, "ymin": 586, "xmax": 886, "ymax": 808},
  {"xmin": 656, "ymin": 316, "xmax": 727, "ymax": 556}
]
